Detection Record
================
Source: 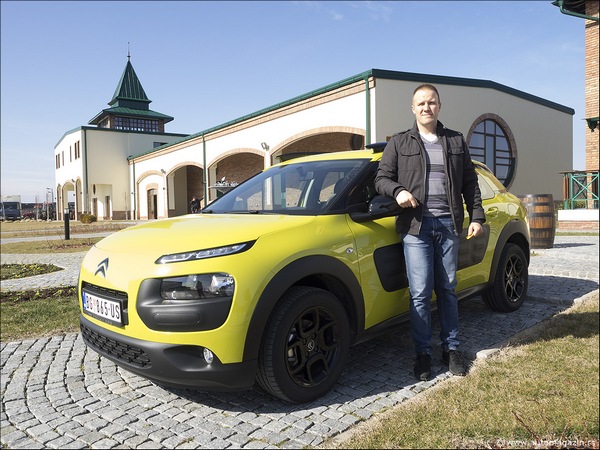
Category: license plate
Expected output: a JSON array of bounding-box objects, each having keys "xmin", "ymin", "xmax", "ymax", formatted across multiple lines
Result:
[{"xmin": 82, "ymin": 291, "xmax": 123, "ymax": 326}]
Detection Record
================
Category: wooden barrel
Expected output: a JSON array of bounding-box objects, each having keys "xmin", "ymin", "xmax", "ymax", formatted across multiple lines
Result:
[{"xmin": 518, "ymin": 194, "xmax": 556, "ymax": 249}]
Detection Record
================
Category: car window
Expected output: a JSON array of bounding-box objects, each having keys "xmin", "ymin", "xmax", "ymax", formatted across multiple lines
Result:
[
  {"xmin": 477, "ymin": 173, "xmax": 496, "ymax": 200},
  {"xmin": 205, "ymin": 159, "xmax": 369, "ymax": 214}
]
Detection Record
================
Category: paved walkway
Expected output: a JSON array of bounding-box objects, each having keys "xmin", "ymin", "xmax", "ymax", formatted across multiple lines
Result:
[{"xmin": 1, "ymin": 235, "xmax": 598, "ymax": 449}]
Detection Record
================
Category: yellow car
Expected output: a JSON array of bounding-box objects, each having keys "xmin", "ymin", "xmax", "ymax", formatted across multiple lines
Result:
[{"xmin": 79, "ymin": 146, "xmax": 530, "ymax": 403}]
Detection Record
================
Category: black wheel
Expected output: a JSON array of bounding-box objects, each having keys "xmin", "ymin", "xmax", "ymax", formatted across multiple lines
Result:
[
  {"xmin": 483, "ymin": 243, "xmax": 528, "ymax": 312},
  {"xmin": 257, "ymin": 286, "xmax": 350, "ymax": 403}
]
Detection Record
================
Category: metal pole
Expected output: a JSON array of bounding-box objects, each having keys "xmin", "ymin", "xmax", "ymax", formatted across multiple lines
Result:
[{"xmin": 64, "ymin": 208, "xmax": 70, "ymax": 240}]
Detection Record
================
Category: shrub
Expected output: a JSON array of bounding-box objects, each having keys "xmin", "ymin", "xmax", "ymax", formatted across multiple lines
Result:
[{"xmin": 80, "ymin": 213, "xmax": 97, "ymax": 224}]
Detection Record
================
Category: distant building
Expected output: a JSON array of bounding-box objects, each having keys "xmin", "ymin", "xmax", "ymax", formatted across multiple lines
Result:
[{"xmin": 55, "ymin": 60, "xmax": 575, "ymax": 221}]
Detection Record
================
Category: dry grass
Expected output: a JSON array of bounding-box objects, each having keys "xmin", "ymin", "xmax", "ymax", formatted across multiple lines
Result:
[
  {"xmin": 0, "ymin": 237, "xmax": 103, "ymax": 254},
  {"xmin": 0, "ymin": 219, "xmax": 133, "ymax": 238},
  {"xmin": 328, "ymin": 292, "xmax": 599, "ymax": 449},
  {"xmin": 1, "ymin": 220, "xmax": 134, "ymax": 253}
]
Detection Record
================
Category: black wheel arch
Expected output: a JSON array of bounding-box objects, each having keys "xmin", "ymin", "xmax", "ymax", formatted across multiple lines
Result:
[
  {"xmin": 242, "ymin": 255, "xmax": 365, "ymax": 362},
  {"xmin": 488, "ymin": 219, "xmax": 530, "ymax": 287}
]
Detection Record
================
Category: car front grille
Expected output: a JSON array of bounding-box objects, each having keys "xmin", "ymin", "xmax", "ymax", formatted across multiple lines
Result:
[{"xmin": 80, "ymin": 323, "xmax": 151, "ymax": 368}]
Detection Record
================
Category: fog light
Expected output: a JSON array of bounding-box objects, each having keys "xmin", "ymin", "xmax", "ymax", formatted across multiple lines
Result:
[{"xmin": 203, "ymin": 348, "xmax": 214, "ymax": 364}]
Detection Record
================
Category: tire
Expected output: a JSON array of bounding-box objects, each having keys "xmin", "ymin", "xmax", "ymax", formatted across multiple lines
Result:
[
  {"xmin": 257, "ymin": 286, "xmax": 350, "ymax": 403},
  {"xmin": 483, "ymin": 243, "xmax": 528, "ymax": 312}
]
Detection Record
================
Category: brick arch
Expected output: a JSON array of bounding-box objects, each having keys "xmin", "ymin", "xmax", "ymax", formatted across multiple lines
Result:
[
  {"xmin": 268, "ymin": 127, "xmax": 366, "ymax": 164},
  {"xmin": 209, "ymin": 151, "xmax": 265, "ymax": 188},
  {"xmin": 137, "ymin": 169, "xmax": 166, "ymax": 182},
  {"xmin": 136, "ymin": 171, "xmax": 166, "ymax": 220},
  {"xmin": 208, "ymin": 147, "xmax": 266, "ymax": 167},
  {"xmin": 272, "ymin": 126, "xmax": 366, "ymax": 156},
  {"xmin": 169, "ymin": 161, "xmax": 204, "ymax": 174},
  {"xmin": 142, "ymin": 183, "xmax": 160, "ymax": 220}
]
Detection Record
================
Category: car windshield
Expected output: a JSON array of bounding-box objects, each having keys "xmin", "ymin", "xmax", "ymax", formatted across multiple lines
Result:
[{"xmin": 203, "ymin": 158, "xmax": 369, "ymax": 214}]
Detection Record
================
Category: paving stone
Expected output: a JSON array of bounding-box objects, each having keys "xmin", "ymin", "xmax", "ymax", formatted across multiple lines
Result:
[{"xmin": 1, "ymin": 235, "xmax": 598, "ymax": 449}]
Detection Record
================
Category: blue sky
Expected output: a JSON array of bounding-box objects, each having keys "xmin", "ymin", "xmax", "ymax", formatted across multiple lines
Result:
[{"xmin": 1, "ymin": 1, "xmax": 586, "ymax": 203}]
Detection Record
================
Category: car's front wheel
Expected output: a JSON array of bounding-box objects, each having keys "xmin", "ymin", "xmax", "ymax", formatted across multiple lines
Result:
[
  {"xmin": 257, "ymin": 286, "xmax": 350, "ymax": 403},
  {"xmin": 483, "ymin": 243, "xmax": 528, "ymax": 312}
]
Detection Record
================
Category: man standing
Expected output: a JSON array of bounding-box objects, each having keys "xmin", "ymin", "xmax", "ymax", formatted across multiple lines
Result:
[
  {"xmin": 190, "ymin": 196, "xmax": 200, "ymax": 213},
  {"xmin": 374, "ymin": 84, "xmax": 485, "ymax": 381}
]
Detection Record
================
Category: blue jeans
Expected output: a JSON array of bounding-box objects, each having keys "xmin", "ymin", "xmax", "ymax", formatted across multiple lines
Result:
[{"xmin": 402, "ymin": 216, "xmax": 460, "ymax": 355}]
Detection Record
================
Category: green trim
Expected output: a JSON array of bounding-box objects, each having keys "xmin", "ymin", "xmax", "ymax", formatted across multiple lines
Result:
[
  {"xmin": 370, "ymin": 69, "xmax": 575, "ymax": 115},
  {"xmin": 88, "ymin": 107, "xmax": 174, "ymax": 125},
  {"xmin": 130, "ymin": 68, "xmax": 575, "ymax": 160},
  {"xmin": 585, "ymin": 117, "xmax": 599, "ymax": 132},
  {"xmin": 202, "ymin": 133, "xmax": 207, "ymax": 207},
  {"xmin": 364, "ymin": 75, "xmax": 371, "ymax": 145},
  {"xmin": 552, "ymin": 0, "xmax": 599, "ymax": 22},
  {"xmin": 131, "ymin": 159, "xmax": 136, "ymax": 219},
  {"xmin": 83, "ymin": 129, "xmax": 88, "ymax": 214}
]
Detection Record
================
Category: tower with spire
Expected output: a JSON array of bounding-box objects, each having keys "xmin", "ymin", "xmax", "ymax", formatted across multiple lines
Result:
[
  {"xmin": 53, "ymin": 53, "xmax": 187, "ymax": 221},
  {"xmin": 88, "ymin": 54, "xmax": 173, "ymax": 133}
]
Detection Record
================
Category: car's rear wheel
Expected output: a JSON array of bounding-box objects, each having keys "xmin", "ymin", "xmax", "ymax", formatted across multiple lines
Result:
[
  {"xmin": 257, "ymin": 286, "xmax": 350, "ymax": 403},
  {"xmin": 483, "ymin": 243, "xmax": 528, "ymax": 312}
]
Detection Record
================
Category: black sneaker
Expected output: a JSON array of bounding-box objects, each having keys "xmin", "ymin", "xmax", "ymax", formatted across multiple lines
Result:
[
  {"xmin": 442, "ymin": 350, "xmax": 466, "ymax": 376},
  {"xmin": 413, "ymin": 353, "xmax": 431, "ymax": 381}
]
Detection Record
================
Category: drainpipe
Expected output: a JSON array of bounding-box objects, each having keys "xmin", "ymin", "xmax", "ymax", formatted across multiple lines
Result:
[
  {"xmin": 365, "ymin": 74, "xmax": 371, "ymax": 145},
  {"xmin": 553, "ymin": 0, "xmax": 599, "ymax": 22},
  {"xmin": 202, "ymin": 133, "xmax": 207, "ymax": 207}
]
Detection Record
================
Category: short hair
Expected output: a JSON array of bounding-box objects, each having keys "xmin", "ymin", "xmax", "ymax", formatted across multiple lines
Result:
[{"xmin": 412, "ymin": 84, "xmax": 441, "ymax": 103}]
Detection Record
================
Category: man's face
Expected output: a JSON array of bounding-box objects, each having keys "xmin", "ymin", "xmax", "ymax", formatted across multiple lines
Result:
[{"xmin": 411, "ymin": 88, "xmax": 441, "ymax": 130}]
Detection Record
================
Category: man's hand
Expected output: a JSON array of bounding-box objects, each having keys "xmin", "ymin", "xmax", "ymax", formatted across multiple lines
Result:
[
  {"xmin": 466, "ymin": 222, "xmax": 483, "ymax": 239},
  {"xmin": 395, "ymin": 190, "xmax": 418, "ymax": 208}
]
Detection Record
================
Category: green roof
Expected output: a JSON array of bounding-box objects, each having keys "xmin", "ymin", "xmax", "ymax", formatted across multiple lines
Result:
[
  {"xmin": 89, "ymin": 57, "xmax": 173, "ymax": 125},
  {"xmin": 110, "ymin": 60, "xmax": 150, "ymax": 107},
  {"xmin": 89, "ymin": 107, "xmax": 174, "ymax": 125},
  {"xmin": 130, "ymin": 68, "xmax": 575, "ymax": 160}
]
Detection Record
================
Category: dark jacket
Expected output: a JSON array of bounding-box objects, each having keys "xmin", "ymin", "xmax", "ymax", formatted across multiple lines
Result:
[{"xmin": 374, "ymin": 120, "xmax": 485, "ymax": 235}]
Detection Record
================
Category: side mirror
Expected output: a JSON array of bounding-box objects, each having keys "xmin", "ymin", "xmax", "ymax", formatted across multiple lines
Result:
[{"xmin": 349, "ymin": 195, "xmax": 402, "ymax": 223}]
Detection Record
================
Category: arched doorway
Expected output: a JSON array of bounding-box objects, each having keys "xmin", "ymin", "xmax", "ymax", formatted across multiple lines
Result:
[{"xmin": 147, "ymin": 189, "xmax": 158, "ymax": 219}]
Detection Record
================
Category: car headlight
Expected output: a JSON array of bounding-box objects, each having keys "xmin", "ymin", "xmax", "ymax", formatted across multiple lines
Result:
[
  {"xmin": 156, "ymin": 241, "xmax": 254, "ymax": 264},
  {"xmin": 160, "ymin": 273, "xmax": 235, "ymax": 300}
]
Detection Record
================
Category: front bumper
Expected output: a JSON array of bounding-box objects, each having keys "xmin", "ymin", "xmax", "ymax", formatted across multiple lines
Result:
[{"xmin": 79, "ymin": 315, "xmax": 257, "ymax": 391}]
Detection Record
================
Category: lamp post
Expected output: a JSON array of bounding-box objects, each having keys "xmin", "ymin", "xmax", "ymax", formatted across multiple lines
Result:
[{"xmin": 46, "ymin": 187, "xmax": 53, "ymax": 221}]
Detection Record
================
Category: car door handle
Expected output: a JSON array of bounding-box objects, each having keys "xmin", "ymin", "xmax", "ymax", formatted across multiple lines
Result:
[{"xmin": 486, "ymin": 207, "xmax": 499, "ymax": 217}]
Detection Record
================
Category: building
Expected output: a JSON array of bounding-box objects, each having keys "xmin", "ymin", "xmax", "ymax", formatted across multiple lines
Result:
[
  {"xmin": 53, "ymin": 56, "xmax": 188, "ymax": 220},
  {"xmin": 553, "ymin": 0, "xmax": 599, "ymax": 230},
  {"xmin": 55, "ymin": 61, "xmax": 576, "ymax": 222}
]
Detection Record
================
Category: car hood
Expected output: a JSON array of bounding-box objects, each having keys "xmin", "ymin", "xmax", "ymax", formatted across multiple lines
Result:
[{"xmin": 94, "ymin": 214, "xmax": 317, "ymax": 255}]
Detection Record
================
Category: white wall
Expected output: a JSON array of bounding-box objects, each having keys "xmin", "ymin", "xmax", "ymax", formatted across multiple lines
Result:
[
  {"xmin": 132, "ymin": 91, "xmax": 369, "ymax": 206},
  {"xmin": 56, "ymin": 128, "xmax": 186, "ymax": 218},
  {"xmin": 374, "ymin": 79, "xmax": 573, "ymax": 200},
  {"xmin": 130, "ymin": 75, "xmax": 574, "ymax": 218},
  {"xmin": 55, "ymin": 129, "xmax": 84, "ymax": 191}
]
